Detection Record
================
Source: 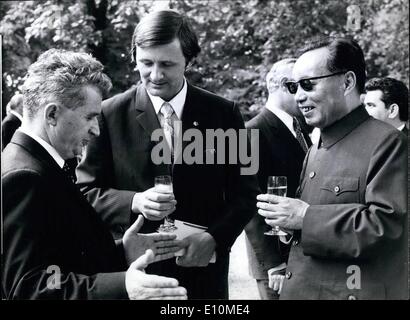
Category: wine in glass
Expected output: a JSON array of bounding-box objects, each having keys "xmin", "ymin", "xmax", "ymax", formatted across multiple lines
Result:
[
  {"xmin": 155, "ymin": 175, "xmax": 177, "ymax": 232},
  {"xmin": 264, "ymin": 176, "xmax": 288, "ymax": 236}
]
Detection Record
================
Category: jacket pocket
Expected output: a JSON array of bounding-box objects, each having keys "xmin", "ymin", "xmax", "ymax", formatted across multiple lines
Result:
[{"xmin": 319, "ymin": 176, "xmax": 360, "ymax": 204}]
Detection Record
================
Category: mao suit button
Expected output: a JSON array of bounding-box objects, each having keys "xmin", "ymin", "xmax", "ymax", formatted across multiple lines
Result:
[
  {"xmin": 285, "ymin": 271, "xmax": 292, "ymax": 279},
  {"xmin": 309, "ymin": 172, "xmax": 315, "ymax": 178},
  {"xmin": 334, "ymin": 186, "xmax": 340, "ymax": 193},
  {"xmin": 347, "ymin": 294, "xmax": 357, "ymax": 300}
]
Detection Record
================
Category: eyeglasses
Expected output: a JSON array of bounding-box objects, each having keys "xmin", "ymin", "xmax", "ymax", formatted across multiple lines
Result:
[{"xmin": 284, "ymin": 71, "xmax": 346, "ymax": 94}]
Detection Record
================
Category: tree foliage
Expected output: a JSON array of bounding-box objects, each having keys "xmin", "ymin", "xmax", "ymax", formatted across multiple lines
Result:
[{"xmin": 1, "ymin": 0, "xmax": 408, "ymax": 120}]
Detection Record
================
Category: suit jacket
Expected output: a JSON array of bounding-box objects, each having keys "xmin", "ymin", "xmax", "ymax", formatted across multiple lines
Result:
[
  {"xmin": 244, "ymin": 108, "xmax": 310, "ymax": 279},
  {"xmin": 2, "ymin": 132, "xmax": 128, "ymax": 299},
  {"xmin": 2, "ymin": 112, "xmax": 21, "ymax": 151},
  {"xmin": 76, "ymin": 83, "xmax": 259, "ymax": 299},
  {"xmin": 280, "ymin": 106, "xmax": 408, "ymax": 300}
]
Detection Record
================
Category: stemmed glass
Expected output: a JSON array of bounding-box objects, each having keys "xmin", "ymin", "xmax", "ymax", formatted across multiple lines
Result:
[
  {"xmin": 264, "ymin": 176, "xmax": 288, "ymax": 236},
  {"xmin": 155, "ymin": 175, "xmax": 177, "ymax": 232}
]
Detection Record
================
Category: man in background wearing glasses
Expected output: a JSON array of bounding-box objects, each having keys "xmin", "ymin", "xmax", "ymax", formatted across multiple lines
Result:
[{"xmin": 257, "ymin": 37, "xmax": 407, "ymax": 299}]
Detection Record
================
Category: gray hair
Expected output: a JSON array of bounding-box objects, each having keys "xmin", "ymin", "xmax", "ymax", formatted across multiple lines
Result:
[
  {"xmin": 266, "ymin": 58, "xmax": 296, "ymax": 92},
  {"xmin": 22, "ymin": 49, "xmax": 112, "ymax": 118}
]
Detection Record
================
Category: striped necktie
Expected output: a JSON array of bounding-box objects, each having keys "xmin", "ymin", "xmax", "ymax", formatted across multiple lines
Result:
[
  {"xmin": 293, "ymin": 117, "xmax": 310, "ymax": 154},
  {"xmin": 160, "ymin": 102, "xmax": 175, "ymax": 159}
]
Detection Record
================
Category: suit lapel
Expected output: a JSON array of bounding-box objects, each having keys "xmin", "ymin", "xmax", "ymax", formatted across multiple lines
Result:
[
  {"xmin": 261, "ymin": 109, "xmax": 306, "ymax": 157},
  {"xmin": 12, "ymin": 131, "xmax": 93, "ymax": 207},
  {"xmin": 134, "ymin": 85, "xmax": 171, "ymax": 177}
]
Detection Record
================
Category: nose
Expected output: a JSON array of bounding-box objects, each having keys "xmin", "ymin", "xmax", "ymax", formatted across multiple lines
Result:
[
  {"xmin": 295, "ymin": 85, "xmax": 307, "ymax": 104},
  {"xmin": 90, "ymin": 117, "xmax": 100, "ymax": 137},
  {"xmin": 150, "ymin": 64, "xmax": 164, "ymax": 82}
]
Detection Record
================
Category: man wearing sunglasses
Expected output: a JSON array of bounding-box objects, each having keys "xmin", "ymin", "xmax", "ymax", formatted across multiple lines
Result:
[{"xmin": 257, "ymin": 37, "xmax": 407, "ymax": 299}]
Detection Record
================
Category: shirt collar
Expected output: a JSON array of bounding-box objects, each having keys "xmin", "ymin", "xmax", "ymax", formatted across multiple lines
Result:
[
  {"xmin": 320, "ymin": 105, "xmax": 369, "ymax": 149},
  {"xmin": 397, "ymin": 123, "xmax": 406, "ymax": 131},
  {"xmin": 18, "ymin": 127, "xmax": 65, "ymax": 168},
  {"xmin": 10, "ymin": 110, "xmax": 23, "ymax": 122},
  {"xmin": 265, "ymin": 102, "xmax": 296, "ymax": 136},
  {"xmin": 147, "ymin": 78, "xmax": 187, "ymax": 120}
]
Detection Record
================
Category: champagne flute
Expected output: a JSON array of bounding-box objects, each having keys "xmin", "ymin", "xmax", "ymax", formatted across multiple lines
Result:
[
  {"xmin": 155, "ymin": 175, "xmax": 177, "ymax": 232},
  {"xmin": 264, "ymin": 176, "xmax": 288, "ymax": 236}
]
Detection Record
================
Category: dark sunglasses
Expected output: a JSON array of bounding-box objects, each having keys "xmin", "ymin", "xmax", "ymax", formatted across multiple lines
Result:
[{"xmin": 284, "ymin": 71, "xmax": 346, "ymax": 94}]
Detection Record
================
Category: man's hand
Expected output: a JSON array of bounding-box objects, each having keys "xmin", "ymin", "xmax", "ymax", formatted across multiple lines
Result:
[
  {"xmin": 257, "ymin": 194, "xmax": 309, "ymax": 230},
  {"xmin": 176, "ymin": 232, "xmax": 216, "ymax": 267},
  {"xmin": 125, "ymin": 249, "xmax": 187, "ymax": 300},
  {"xmin": 123, "ymin": 215, "xmax": 186, "ymax": 265},
  {"xmin": 267, "ymin": 263, "xmax": 286, "ymax": 295},
  {"xmin": 131, "ymin": 187, "xmax": 177, "ymax": 221}
]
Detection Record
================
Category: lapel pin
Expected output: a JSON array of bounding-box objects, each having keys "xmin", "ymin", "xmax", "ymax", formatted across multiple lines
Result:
[{"xmin": 193, "ymin": 121, "xmax": 199, "ymax": 127}]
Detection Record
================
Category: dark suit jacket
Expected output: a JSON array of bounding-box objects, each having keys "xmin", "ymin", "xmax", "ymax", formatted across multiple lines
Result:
[
  {"xmin": 76, "ymin": 83, "xmax": 259, "ymax": 299},
  {"xmin": 281, "ymin": 107, "xmax": 408, "ymax": 300},
  {"xmin": 2, "ymin": 132, "xmax": 128, "ymax": 299},
  {"xmin": 244, "ymin": 108, "xmax": 310, "ymax": 279},
  {"xmin": 2, "ymin": 112, "xmax": 21, "ymax": 151}
]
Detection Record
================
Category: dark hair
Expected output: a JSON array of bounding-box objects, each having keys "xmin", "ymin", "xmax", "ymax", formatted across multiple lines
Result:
[
  {"xmin": 299, "ymin": 37, "xmax": 366, "ymax": 93},
  {"xmin": 22, "ymin": 49, "xmax": 112, "ymax": 118},
  {"xmin": 365, "ymin": 77, "xmax": 409, "ymax": 121},
  {"xmin": 130, "ymin": 10, "xmax": 201, "ymax": 65}
]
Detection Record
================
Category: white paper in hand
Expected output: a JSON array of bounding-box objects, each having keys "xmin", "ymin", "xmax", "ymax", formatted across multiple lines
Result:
[{"xmin": 171, "ymin": 219, "xmax": 216, "ymax": 263}]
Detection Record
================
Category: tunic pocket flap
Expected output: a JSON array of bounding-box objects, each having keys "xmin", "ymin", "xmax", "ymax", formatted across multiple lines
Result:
[{"xmin": 320, "ymin": 176, "xmax": 359, "ymax": 195}]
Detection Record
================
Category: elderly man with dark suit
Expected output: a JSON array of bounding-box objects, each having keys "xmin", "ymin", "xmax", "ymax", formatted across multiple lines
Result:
[
  {"xmin": 76, "ymin": 10, "xmax": 259, "ymax": 299},
  {"xmin": 244, "ymin": 58, "xmax": 311, "ymax": 299},
  {"xmin": 364, "ymin": 77, "xmax": 408, "ymax": 135},
  {"xmin": 257, "ymin": 37, "xmax": 408, "ymax": 300},
  {"xmin": 2, "ymin": 49, "xmax": 187, "ymax": 300},
  {"xmin": 2, "ymin": 93, "xmax": 23, "ymax": 150}
]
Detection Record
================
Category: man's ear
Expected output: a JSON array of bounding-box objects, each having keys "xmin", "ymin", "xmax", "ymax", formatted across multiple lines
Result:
[
  {"xmin": 388, "ymin": 103, "xmax": 399, "ymax": 119},
  {"xmin": 44, "ymin": 103, "xmax": 60, "ymax": 127},
  {"xmin": 343, "ymin": 71, "xmax": 356, "ymax": 96}
]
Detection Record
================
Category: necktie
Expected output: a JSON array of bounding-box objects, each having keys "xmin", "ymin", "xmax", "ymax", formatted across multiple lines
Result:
[
  {"xmin": 293, "ymin": 117, "xmax": 310, "ymax": 154},
  {"xmin": 63, "ymin": 158, "xmax": 78, "ymax": 183},
  {"xmin": 160, "ymin": 102, "xmax": 175, "ymax": 159}
]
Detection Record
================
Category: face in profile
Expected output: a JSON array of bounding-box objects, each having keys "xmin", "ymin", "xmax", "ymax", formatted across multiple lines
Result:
[
  {"xmin": 53, "ymin": 85, "xmax": 102, "ymax": 159},
  {"xmin": 136, "ymin": 38, "xmax": 186, "ymax": 101},
  {"xmin": 364, "ymin": 90, "xmax": 390, "ymax": 122},
  {"xmin": 292, "ymin": 47, "xmax": 347, "ymax": 129}
]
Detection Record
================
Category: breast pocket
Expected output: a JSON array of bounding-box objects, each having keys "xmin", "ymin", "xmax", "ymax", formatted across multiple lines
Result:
[{"xmin": 319, "ymin": 176, "xmax": 360, "ymax": 204}]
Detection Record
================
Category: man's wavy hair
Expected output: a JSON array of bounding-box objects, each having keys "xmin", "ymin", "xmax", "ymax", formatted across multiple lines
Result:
[
  {"xmin": 130, "ymin": 10, "xmax": 201, "ymax": 67},
  {"xmin": 365, "ymin": 77, "xmax": 409, "ymax": 121},
  {"xmin": 22, "ymin": 49, "xmax": 112, "ymax": 118}
]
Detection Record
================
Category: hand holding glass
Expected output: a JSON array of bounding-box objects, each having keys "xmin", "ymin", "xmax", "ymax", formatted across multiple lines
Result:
[
  {"xmin": 264, "ymin": 176, "xmax": 288, "ymax": 236},
  {"xmin": 155, "ymin": 175, "xmax": 177, "ymax": 232}
]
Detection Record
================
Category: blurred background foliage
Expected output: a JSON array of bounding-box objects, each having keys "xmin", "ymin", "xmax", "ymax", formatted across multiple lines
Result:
[{"xmin": 1, "ymin": 0, "xmax": 408, "ymax": 120}]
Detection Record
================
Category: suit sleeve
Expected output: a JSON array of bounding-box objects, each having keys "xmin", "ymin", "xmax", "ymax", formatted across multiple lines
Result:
[
  {"xmin": 76, "ymin": 112, "xmax": 136, "ymax": 238},
  {"xmin": 301, "ymin": 131, "xmax": 407, "ymax": 259},
  {"xmin": 207, "ymin": 104, "xmax": 260, "ymax": 250},
  {"xmin": 2, "ymin": 170, "xmax": 128, "ymax": 300}
]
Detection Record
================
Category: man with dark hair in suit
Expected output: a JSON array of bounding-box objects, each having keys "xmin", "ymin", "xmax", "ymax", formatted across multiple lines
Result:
[
  {"xmin": 364, "ymin": 77, "xmax": 408, "ymax": 134},
  {"xmin": 2, "ymin": 93, "xmax": 23, "ymax": 150},
  {"xmin": 2, "ymin": 49, "xmax": 187, "ymax": 300},
  {"xmin": 258, "ymin": 37, "xmax": 407, "ymax": 299},
  {"xmin": 76, "ymin": 10, "xmax": 259, "ymax": 299},
  {"xmin": 244, "ymin": 58, "xmax": 311, "ymax": 299}
]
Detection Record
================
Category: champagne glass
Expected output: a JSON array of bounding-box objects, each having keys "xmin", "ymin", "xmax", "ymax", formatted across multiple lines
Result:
[
  {"xmin": 155, "ymin": 175, "xmax": 177, "ymax": 232},
  {"xmin": 264, "ymin": 176, "xmax": 288, "ymax": 236}
]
